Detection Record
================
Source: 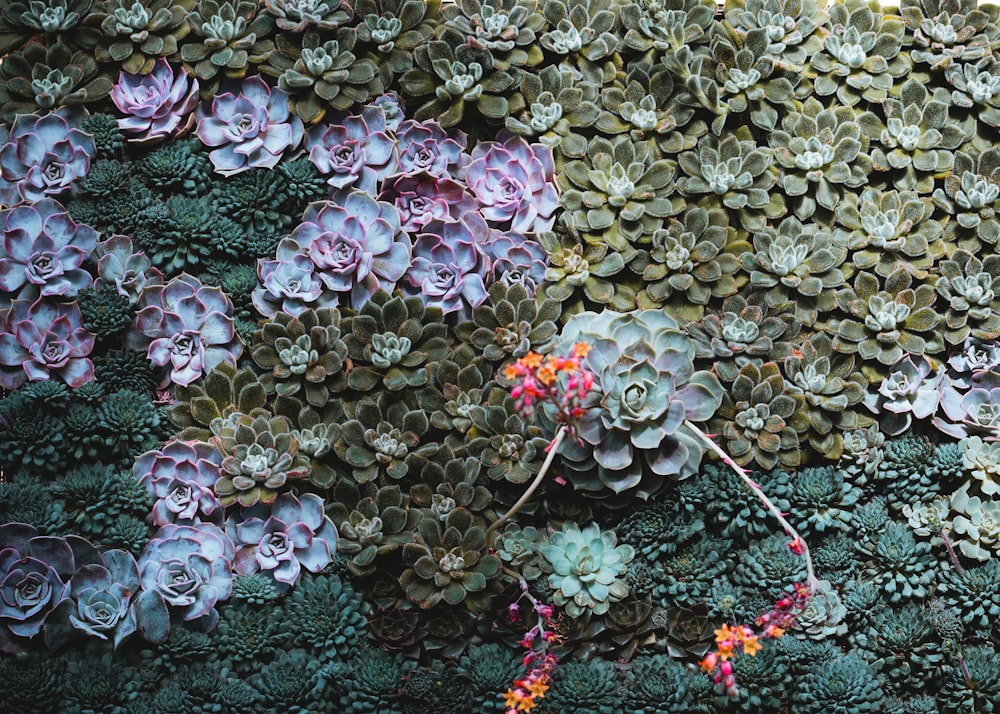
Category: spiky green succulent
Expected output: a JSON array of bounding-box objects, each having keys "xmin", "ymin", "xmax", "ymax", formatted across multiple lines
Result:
[
  {"xmin": 0, "ymin": 40, "xmax": 112, "ymax": 121},
  {"xmin": 858, "ymin": 520, "xmax": 937, "ymax": 600},
  {"xmin": 92, "ymin": 0, "xmax": 194, "ymax": 74},
  {"xmin": 540, "ymin": 658, "xmax": 621, "ymax": 714},
  {"xmin": 807, "ymin": 0, "xmax": 912, "ymax": 106},
  {"xmin": 791, "ymin": 652, "xmax": 887, "ymax": 713},
  {"xmin": 787, "ymin": 465, "xmax": 862, "ymax": 536},
  {"xmin": 937, "ymin": 558, "xmax": 1000, "ymax": 629},
  {"xmin": 702, "ymin": 463, "xmax": 793, "ymax": 542},
  {"xmin": 281, "ymin": 572, "xmax": 370, "ymax": 659},
  {"xmin": 732, "ymin": 533, "xmax": 808, "ymax": 591},
  {"xmin": 937, "ymin": 644, "xmax": 1000, "ymax": 714}
]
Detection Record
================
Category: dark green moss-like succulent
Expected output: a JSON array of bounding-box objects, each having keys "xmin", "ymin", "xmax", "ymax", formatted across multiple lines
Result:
[
  {"xmin": 354, "ymin": 0, "xmax": 440, "ymax": 83},
  {"xmin": 213, "ymin": 167, "xmax": 295, "ymax": 235},
  {"xmin": 787, "ymin": 465, "xmax": 861, "ymax": 537},
  {"xmin": 215, "ymin": 601, "xmax": 285, "ymax": 672},
  {"xmin": 140, "ymin": 138, "xmax": 214, "ymax": 196},
  {"xmin": 281, "ymin": 572, "xmax": 370, "ymax": 660},
  {"xmin": 936, "ymin": 559, "xmax": 1000, "ymax": 629},
  {"xmin": 77, "ymin": 284, "xmax": 134, "ymax": 340},
  {"xmin": 458, "ymin": 643, "xmax": 523, "ymax": 714},
  {"xmin": 91, "ymin": 0, "xmax": 193, "ymax": 74},
  {"xmin": 0, "ymin": 654, "xmax": 65, "ymax": 714},
  {"xmin": 539, "ymin": 658, "xmax": 621, "ymax": 714},
  {"xmin": 136, "ymin": 194, "xmax": 215, "ymax": 273},
  {"xmin": 263, "ymin": 28, "xmax": 382, "ymax": 123},
  {"xmin": 334, "ymin": 647, "xmax": 415, "ymax": 714},
  {"xmin": 813, "ymin": 533, "xmax": 863, "ymax": 586},
  {"xmin": 732, "ymin": 533, "xmax": 808, "ymax": 591},
  {"xmin": 858, "ymin": 520, "xmax": 937, "ymax": 601},
  {"xmin": 791, "ymin": 652, "xmax": 887, "ymax": 713},
  {"xmin": 702, "ymin": 463, "xmax": 793, "ymax": 542},
  {"xmin": 651, "ymin": 533, "xmax": 732, "ymax": 607},
  {"xmin": 249, "ymin": 649, "xmax": 326, "ymax": 709},
  {"xmin": 80, "ymin": 112, "xmax": 125, "ymax": 159},
  {"xmin": 180, "ymin": 0, "xmax": 274, "ymax": 91},
  {"xmin": 937, "ymin": 644, "xmax": 1000, "ymax": 713},
  {"xmin": 0, "ymin": 40, "xmax": 112, "ymax": 121},
  {"xmin": 97, "ymin": 388, "xmax": 169, "ymax": 462}
]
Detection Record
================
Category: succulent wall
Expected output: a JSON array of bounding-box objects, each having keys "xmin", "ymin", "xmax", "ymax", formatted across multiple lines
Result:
[{"xmin": 6, "ymin": 0, "xmax": 1000, "ymax": 711}]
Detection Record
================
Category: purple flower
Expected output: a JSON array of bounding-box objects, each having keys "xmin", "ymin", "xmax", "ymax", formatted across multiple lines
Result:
[
  {"xmin": 394, "ymin": 119, "xmax": 468, "ymax": 178},
  {"xmin": 252, "ymin": 250, "xmax": 337, "ymax": 319},
  {"xmin": 136, "ymin": 440, "xmax": 225, "ymax": 527},
  {"xmin": 284, "ymin": 193, "xmax": 410, "ymax": 309},
  {"xmin": 0, "ymin": 198, "xmax": 97, "ymax": 308},
  {"xmin": 196, "ymin": 76, "xmax": 304, "ymax": 177},
  {"xmin": 94, "ymin": 234, "xmax": 164, "ymax": 306},
  {"xmin": 404, "ymin": 214, "xmax": 490, "ymax": 319},
  {"xmin": 378, "ymin": 173, "xmax": 478, "ymax": 233},
  {"xmin": 227, "ymin": 492, "xmax": 338, "ymax": 586},
  {"xmin": 0, "ymin": 109, "xmax": 94, "ymax": 206},
  {"xmin": 131, "ymin": 274, "xmax": 242, "ymax": 387},
  {"xmin": 137, "ymin": 523, "xmax": 235, "ymax": 630},
  {"xmin": 112, "ymin": 59, "xmax": 200, "ymax": 145},
  {"xmin": 0, "ymin": 523, "xmax": 74, "ymax": 653},
  {"xmin": 481, "ymin": 230, "xmax": 548, "ymax": 294},
  {"xmin": 461, "ymin": 133, "xmax": 559, "ymax": 233},
  {"xmin": 0, "ymin": 298, "xmax": 95, "ymax": 389},
  {"xmin": 306, "ymin": 105, "xmax": 396, "ymax": 193}
]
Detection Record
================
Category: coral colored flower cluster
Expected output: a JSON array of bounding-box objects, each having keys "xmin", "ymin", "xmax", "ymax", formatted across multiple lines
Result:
[
  {"xmin": 700, "ymin": 582, "xmax": 812, "ymax": 696},
  {"xmin": 503, "ymin": 342, "xmax": 594, "ymax": 444},
  {"xmin": 503, "ymin": 585, "xmax": 560, "ymax": 713}
]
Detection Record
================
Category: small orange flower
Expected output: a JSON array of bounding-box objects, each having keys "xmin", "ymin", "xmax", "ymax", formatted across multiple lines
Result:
[
  {"xmin": 503, "ymin": 688, "xmax": 535, "ymax": 712},
  {"xmin": 525, "ymin": 678, "xmax": 550, "ymax": 698},
  {"xmin": 572, "ymin": 342, "xmax": 591, "ymax": 358},
  {"xmin": 764, "ymin": 624, "xmax": 785, "ymax": 638},
  {"xmin": 521, "ymin": 352, "xmax": 544, "ymax": 369},
  {"xmin": 741, "ymin": 635, "xmax": 763, "ymax": 657},
  {"xmin": 536, "ymin": 364, "xmax": 557, "ymax": 385},
  {"xmin": 714, "ymin": 623, "xmax": 735, "ymax": 643}
]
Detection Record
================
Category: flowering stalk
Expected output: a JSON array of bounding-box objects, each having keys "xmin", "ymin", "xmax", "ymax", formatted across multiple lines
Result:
[
  {"xmin": 502, "ymin": 574, "xmax": 560, "ymax": 713},
  {"xmin": 485, "ymin": 344, "xmax": 594, "ymax": 542}
]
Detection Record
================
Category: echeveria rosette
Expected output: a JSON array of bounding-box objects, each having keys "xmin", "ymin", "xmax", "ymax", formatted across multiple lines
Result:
[
  {"xmin": 0, "ymin": 523, "xmax": 76, "ymax": 654},
  {"xmin": 461, "ymin": 132, "xmax": 559, "ymax": 234},
  {"xmin": 806, "ymin": 0, "xmax": 912, "ymax": 106},
  {"xmin": 305, "ymin": 105, "xmax": 396, "ymax": 192},
  {"xmin": 195, "ymin": 75, "xmax": 305, "ymax": 177},
  {"xmin": 768, "ymin": 98, "xmax": 874, "ymax": 222},
  {"xmin": 506, "ymin": 64, "xmax": 600, "ymax": 155},
  {"xmin": 283, "ymin": 193, "xmax": 410, "ymax": 310},
  {"xmin": 264, "ymin": 0, "xmax": 353, "ymax": 32},
  {"xmin": 253, "ymin": 251, "xmax": 337, "ymax": 318},
  {"xmin": 0, "ymin": 108, "xmax": 95, "ymax": 207},
  {"xmin": 833, "ymin": 187, "xmax": 945, "ymax": 280},
  {"xmin": 0, "ymin": 0, "xmax": 98, "ymax": 55},
  {"xmin": 393, "ymin": 117, "xmax": 469, "ymax": 178},
  {"xmin": 935, "ymin": 249, "xmax": 1000, "ymax": 346},
  {"xmin": 92, "ymin": 0, "xmax": 194, "ymax": 75},
  {"xmin": 932, "ymin": 149, "xmax": 1000, "ymax": 253},
  {"xmin": 553, "ymin": 309, "xmax": 725, "ymax": 500},
  {"xmin": 826, "ymin": 269, "xmax": 943, "ymax": 384},
  {"xmin": 863, "ymin": 78, "xmax": 972, "ymax": 193},
  {"xmin": 863, "ymin": 354, "xmax": 945, "ymax": 436},
  {"xmin": 676, "ymin": 127, "xmax": 785, "ymax": 235},
  {"xmin": 620, "ymin": 0, "xmax": 715, "ymax": 60},
  {"xmin": 227, "ymin": 492, "xmax": 338, "ymax": 587},
  {"xmin": 94, "ymin": 234, "xmax": 164, "ymax": 307},
  {"xmin": 211, "ymin": 410, "xmax": 311, "ymax": 507},
  {"xmin": 404, "ymin": 215, "xmax": 491, "ymax": 321},
  {"xmin": 0, "ymin": 40, "xmax": 113, "ymax": 121},
  {"xmin": 740, "ymin": 217, "xmax": 848, "ymax": 326},
  {"xmin": 947, "ymin": 337, "xmax": 1000, "ymax": 388},
  {"xmin": 130, "ymin": 273, "xmax": 242, "ymax": 388},
  {"xmin": 725, "ymin": 0, "xmax": 829, "ymax": 66},
  {"xmin": 135, "ymin": 440, "xmax": 224, "ymax": 527},
  {"xmin": 961, "ymin": 435, "xmax": 1000, "ymax": 497},
  {"xmin": 950, "ymin": 484, "xmax": 1000, "ymax": 560},
  {"xmin": 378, "ymin": 173, "xmax": 479, "ymax": 233},
  {"xmin": 481, "ymin": 229, "xmax": 548, "ymax": 294},
  {"xmin": 538, "ymin": 0, "xmax": 622, "ymax": 82},
  {"xmin": 44, "ymin": 549, "xmax": 169, "ymax": 650},
  {"xmin": 137, "ymin": 522, "xmax": 235, "ymax": 631},
  {"xmin": 946, "ymin": 58, "xmax": 1000, "ymax": 131},
  {"xmin": 111, "ymin": 59, "xmax": 200, "ymax": 146},
  {"xmin": 354, "ymin": 0, "xmax": 441, "ymax": 82},
  {"xmin": 936, "ymin": 370, "xmax": 1000, "ymax": 440},
  {"xmin": 180, "ymin": 0, "xmax": 274, "ymax": 90},
  {"xmin": 0, "ymin": 298, "xmax": 95, "ymax": 389},
  {"xmin": 901, "ymin": 0, "xmax": 1000, "ymax": 70},
  {"xmin": 0, "ymin": 197, "xmax": 98, "ymax": 308},
  {"xmin": 538, "ymin": 230, "xmax": 635, "ymax": 312},
  {"xmin": 440, "ymin": 0, "xmax": 546, "ymax": 72}
]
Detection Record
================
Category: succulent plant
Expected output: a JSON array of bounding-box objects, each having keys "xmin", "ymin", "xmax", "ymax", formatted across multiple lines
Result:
[
  {"xmin": 710, "ymin": 360, "xmax": 806, "ymax": 470},
  {"xmin": 539, "ymin": 658, "xmax": 621, "ymax": 714},
  {"xmin": 620, "ymin": 0, "xmax": 714, "ymax": 67},
  {"xmin": 676, "ymin": 127, "xmax": 785, "ymax": 234},
  {"xmin": 0, "ymin": 0, "xmax": 98, "ymax": 54},
  {"xmin": 253, "ymin": 251, "xmax": 338, "ymax": 319},
  {"xmin": 465, "ymin": 387, "xmax": 547, "ymax": 485},
  {"xmin": 137, "ymin": 521, "xmax": 233, "ymax": 630},
  {"xmin": 541, "ymin": 1, "xmax": 622, "ymax": 81},
  {"xmin": 354, "ymin": 0, "xmax": 441, "ymax": 82},
  {"xmin": 854, "ymin": 603, "xmax": 942, "ymax": 690},
  {"xmin": 858, "ymin": 520, "xmax": 936, "ymax": 600},
  {"xmin": 768, "ymin": 98, "xmax": 873, "ymax": 221},
  {"xmin": 826, "ymin": 269, "xmax": 942, "ymax": 381},
  {"xmin": 180, "ymin": 0, "xmax": 273, "ymax": 89},
  {"xmin": 0, "ymin": 298, "xmax": 95, "ymax": 389},
  {"xmin": 0, "ymin": 108, "xmax": 95, "ymax": 207},
  {"xmin": 305, "ymin": 105, "xmax": 396, "ymax": 192},
  {"xmin": 864, "ymin": 78, "xmax": 972, "ymax": 193},
  {"xmin": 400, "ymin": 41, "xmax": 519, "ymax": 129},
  {"xmin": 725, "ymin": 0, "xmax": 829, "ymax": 66},
  {"xmin": 265, "ymin": 0, "xmax": 352, "ymax": 32},
  {"xmin": 505, "ymin": 64, "xmax": 599, "ymax": 153},
  {"xmin": 196, "ymin": 75, "xmax": 304, "ymax": 176},
  {"xmin": 936, "ymin": 370, "xmax": 1000, "ymax": 440},
  {"xmin": 381, "ymin": 172, "xmax": 479, "ymax": 234},
  {"xmin": 950, "ymin": 483, "xmax": 1000, "ymax": 559},
  {"xmin": 334, "ymin": 394, "xmax": 429, "ymax": 485},
  {"xmin": 901, "ymin": 0, "xmax": 1000, "ymax": 70},
  {"xmin": 946, "ymin": 56, "xmax": 1000, "ymax": 132},
  {"xmin": 787, "ymin": 465, "xmax": 861, "ymax": 537},
  {"xmin": 559, "ymin": 134, "xmax": 680, "ymax": 259},
  {"xmin": 864, "ymin": 354, "xmax": 944, "ymax": 436},
  {"xmin": 732, "ymin": 533, "xmax": 808, "ymax": 592},
  {"xmin": 462, "ymin": 280, "xmax": 559, "ymax": 363},
  {"xmin": 0, "ymin": 40, "xmax": 113, "ymax": 121},
  {"xmin": 537, "ymin": 228, "xmax": 634, "ymax": 311},
  {"xmin": 440, "ymin": 0, "xmax": 546, "ymax": 72},
  {"xmin": 211, "ymin": 409, "xmax": 311, "ymax": 507},
  {"xmin": 807, "ymin": 0, "xmax": 912, "ymax": 106},
  {"xmin": 933, "ymin": 148, "xmax": 1000, "ymax": 252},
  {"xmin": 400, "ymin": 507, "xmax": 501, "ymax": 611},
  {"xmin": 264, "ymin": 28, "xmax": 382, "ymax": 123},
  {"xmin": 933, "ymin": 249, "xmax": 1000, "ymax": 346},
  {"xmin": 91, "ymin": 0, "xmax": 193, "ymax": 75},
  {"xmin": 135, "ymin": 439, "xmax": 223, "ymax": 527},
  {"xmin": 111, "ymin": 59, "xmax": 200, "ymax": 145},
  {"xmin": 938, "ymin": 644, "xmax": 1000, "ymax": 713}
]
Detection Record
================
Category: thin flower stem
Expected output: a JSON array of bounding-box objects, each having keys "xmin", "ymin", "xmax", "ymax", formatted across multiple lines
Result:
[
  {"xmin": 940, "ymin": 528, "xmax": 966, "ymax": 578},
  {"xmin": 684, "ymin": 420, "xmax": 820, "ymax": 592},
  {"xmin": 486, "ymin": 425, "xmax": 568, "ymax": 543}
]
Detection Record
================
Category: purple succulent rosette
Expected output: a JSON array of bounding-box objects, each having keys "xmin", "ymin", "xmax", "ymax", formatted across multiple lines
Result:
[
  {"xmin": 378, "ymin": 172, "xmax": 479, "ymax": 233},
  {"xmin": 137, "ymin": 522, "xmax": 235, "ymax": 630},
  {"xmin": 370, "ymin": 92, "xmax": 405, "ymax": 132},
  {"xmin": 0, "ymin": 523, "xmax": 76, "ymax": 654},
  {"xmin": 253, "ymin": 251, "xmax": 338, "ymax": 318},
  {"xmin": 0, "ymin": 197, "xmax": 98, "ymax": 308},
  {"xmin": 947, "ymin": 338, "xmax": 1000, "ymax": 389},
  {"xmin": 94, "ymin": 234, "xmax": 164, "ymax": 306},
  {"xmin": 227, "ymin": 492, "xmax": 339, "ymax": 587},
  {"xmin": 0, "ymin": 297, "xmax": 95, "ymax": 389},
  {"xmin": 136, "ymin": 440, "xmax": 225, "ymax": 527},
  {"xmin": 44, "ymin": 549, "xmax": 169, "ymax": 649},
  {"xmin": 284, "ymin": 193, "xmax": 411, "ymax": 309},
  {"xmin": 112, "ymin": 59, "xmax": 200, "ymax": 145},
  {"xmin": 0, "ymin": 108, "xmax": 95, "ymax": 206},
  {"xmin": 130, "ymin": 274, "xmax": 242, "ymax": 387},
  {"xmin": 404, "ymin": 214, "xmax": 491, "ymax": 319},
  {"xmin": 306, "ymin": 105, "xmax": 397, "ymax": 193},
  {"xmin": 196, "ymin": 76, "xmax": 304, "ymax": 177},
  {"xmin": 864, "ymin": 355, "xmax": 944, "ymax": 437},
  {"xmin": 936, "ymin": 370, "xmax": 1000, "ymax": 440},
  {"xmin": 461, "ymin": 132, "xmax": 559, "ymax": 233},
  {"xmin": 393, "ymin": 118, "xmax": 469, "ymax": 178},
  {"xmin": 482, "ymin": 229, "xmax": 548, "ymax": 294}
]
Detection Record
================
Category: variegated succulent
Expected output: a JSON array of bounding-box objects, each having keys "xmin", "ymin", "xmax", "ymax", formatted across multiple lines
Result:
[
  {"xmin": 724, "ymin": 0, "xmax": 829, "ymax": 66},
  {"xmin": 932, "ymin": 148, "xmax": 1000, "ymax": 252},
  {"xmin": 505, "ymin": 65, "xmax": 599, "ymax": 156},
  {"xmin": 833, "ymin": 187, "xmax": 945, "ymax": 279},
  {"xmin": 676, "ymin": 128, "xmax": 785, "ymax": 234},
  {"xmin": 768, "ymin": 98, "xmax": 873, "ymax": 221},
  {"xmin": 934, "ymin": 249, "xmax": 1000, "ymax": 345},
  {"xmin": 91, "ymin": 0, "xmax": 194, "ymax": 74},
  {"xmin": 901, "ymin": 0, "xmax": 1000, "ymax": 70},
  {"xmin": 0, "ymin": 40, "xmax": 113, "ymax": 121},
  {"xmin": 440, "ymin": 0, "xmax": 546, "ymax": 72},
  {"xmin": 807, "ymin": 0, "xmax": 912, "ymax": 106},
  {"xmin": 539, "ymin": 0, "xmax": 622, "ymax": 84}
]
